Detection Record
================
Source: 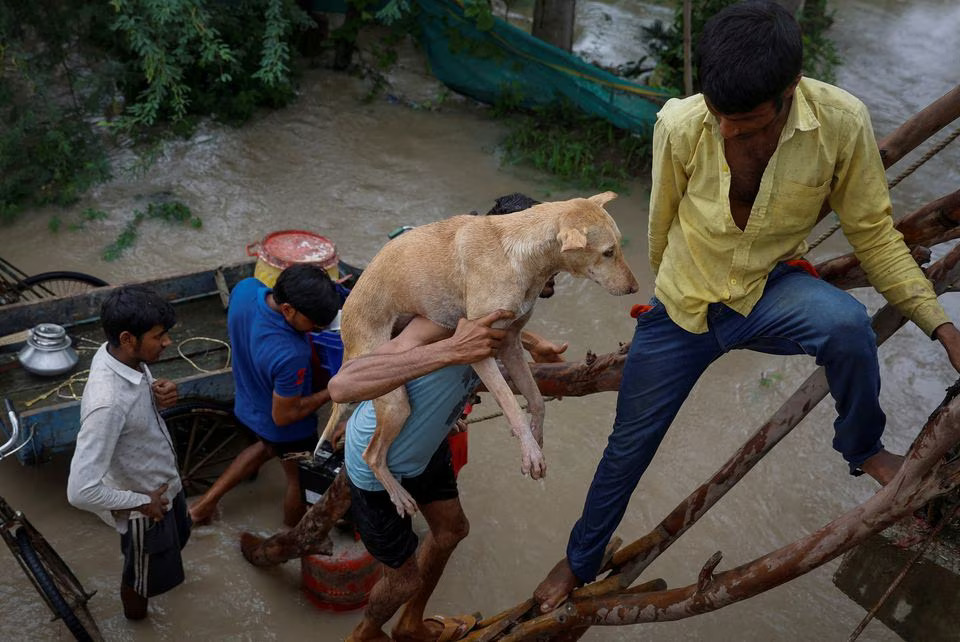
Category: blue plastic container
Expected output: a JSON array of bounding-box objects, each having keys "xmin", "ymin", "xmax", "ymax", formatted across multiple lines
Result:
[{"xmin": 311, "ymin": 330, "xmax": 344, "ymax": 376}]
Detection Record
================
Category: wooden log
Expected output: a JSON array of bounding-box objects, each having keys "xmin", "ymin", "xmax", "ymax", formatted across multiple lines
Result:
[
  {"xmin": 496, "ymin": 346, "xmax": 628, "ymax": 397},
  {"xmin": 239, "ymin": 467, "xmax": 351, "ymax": 566},
  {"xmin": 878, "ymin": 84, "xmax": 960, "ymax": 169},
  {"xmin": 499, "ymin": 388, "xmax": 960, "ymax": 640},
  {"xmin": 895, "ymin": 188, "xmax": 960, "ymax": 248}
]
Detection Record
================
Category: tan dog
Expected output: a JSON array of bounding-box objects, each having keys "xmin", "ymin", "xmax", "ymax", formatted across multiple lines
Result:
[{"xmin": 320, "ymin": 192, "xmax": 638, "ymax": 515}]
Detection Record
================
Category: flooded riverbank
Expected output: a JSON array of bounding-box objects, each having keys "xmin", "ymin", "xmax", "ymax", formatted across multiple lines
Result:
[{"xmin": 2, "ymin": 1, "xmax": 959, "ymax": 640}]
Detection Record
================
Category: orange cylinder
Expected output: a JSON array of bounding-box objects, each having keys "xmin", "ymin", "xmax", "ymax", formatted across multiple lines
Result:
[
  {"xmin": 246, "ymin": 230, "xmax": 339, "ymax": 287},
  {"xmin": 300, "ymin": 529, "xmax": 381, "ymax": 611}
]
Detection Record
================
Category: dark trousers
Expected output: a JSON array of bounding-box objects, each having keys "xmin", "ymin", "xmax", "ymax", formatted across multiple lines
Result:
[{"xmin": 566, "ymin": 263, "xmax": 884, "ymax": 582}]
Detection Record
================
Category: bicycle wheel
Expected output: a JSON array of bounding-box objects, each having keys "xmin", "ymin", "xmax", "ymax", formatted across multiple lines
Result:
[
  {"xmin": 15, "ymin": 527, "xmax": 100, "ymax": 641},
  {"xmin": 15, "ymin": 271, "xmax": 108, "ymax": 302},
  {"xmin": 162, "ymin": 400, "xmax": 258, "ymax": 496}
]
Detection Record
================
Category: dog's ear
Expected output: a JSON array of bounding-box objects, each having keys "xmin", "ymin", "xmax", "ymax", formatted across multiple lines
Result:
[
  {"xmin": 588, "ymin": 191, "xmax": 618, "ymax": 207},
  {"xmin": 557, "ymin": 226, "xmax": 588, "ymax": 251}
]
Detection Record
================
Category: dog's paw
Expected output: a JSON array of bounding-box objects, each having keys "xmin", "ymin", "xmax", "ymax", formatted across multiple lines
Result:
[
  {"xmin": 522, "ymin": 446, "xmax": 547, "ymax": 480},
  {"xmin": 387, "ymin": 486, "xmax": 420, "ymax": 517}
]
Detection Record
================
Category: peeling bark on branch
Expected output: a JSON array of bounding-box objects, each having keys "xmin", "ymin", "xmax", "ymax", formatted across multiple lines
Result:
[
  {"xmin": 499, "ymin": 387, "xmax": 960, "ymax": 640},
  {"xmin": 878, "ymin": 84, "xmax": 960, "ymax": 168},
  {"xmin": 239, "ymin": 467, "xmax": 351, "ymax": 566}
]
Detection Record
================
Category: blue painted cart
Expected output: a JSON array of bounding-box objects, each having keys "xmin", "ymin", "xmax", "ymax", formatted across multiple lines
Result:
[{"xmin": 0, "ymin": 259, "xmax": 358, "ymax": 495}]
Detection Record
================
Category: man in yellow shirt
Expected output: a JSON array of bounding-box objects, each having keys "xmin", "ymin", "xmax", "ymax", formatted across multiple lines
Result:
[{"xmin": 534, "ymin": 0, "xmax": 960, "ymax": 611}]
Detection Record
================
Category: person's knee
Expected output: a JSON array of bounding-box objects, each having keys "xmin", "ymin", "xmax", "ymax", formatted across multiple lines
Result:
[
  {"xmin": 435, "ymin": 515, "xmax": 470, "ymax": 550},
  {"xmin": 820, "ymin": 301, "xmax": 875, "ymax": 354}
]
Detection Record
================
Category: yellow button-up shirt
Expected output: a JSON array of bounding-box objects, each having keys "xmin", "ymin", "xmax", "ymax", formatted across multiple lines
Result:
[{"xmin": 649, "ymin": 77, "xmax": 948, "ymax": 336}]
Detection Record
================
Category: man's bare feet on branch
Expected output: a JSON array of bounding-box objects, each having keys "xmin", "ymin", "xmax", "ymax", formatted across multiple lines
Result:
[
  {"xmin": 534, "ymin": 558, "xmax": 582, "ymax": 613},
  {"xmin": 860, "ymin": 449, "xmax": 905, "ymax": 486}
]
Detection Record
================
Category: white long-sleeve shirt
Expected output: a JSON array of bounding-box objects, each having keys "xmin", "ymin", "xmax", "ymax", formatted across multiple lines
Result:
[{"xmin": 67, "ymin": 343, "xmax": 182, "ymax": 533}]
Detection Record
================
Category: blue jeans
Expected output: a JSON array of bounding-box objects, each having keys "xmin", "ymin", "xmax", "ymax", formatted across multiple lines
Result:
[{"xmin": 566, "ymin": 263, "xmax": 884, "ymax": 582}]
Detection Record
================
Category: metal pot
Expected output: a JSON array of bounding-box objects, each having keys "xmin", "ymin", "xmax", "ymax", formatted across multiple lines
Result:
[{"xmin": 18, "ymin": 324, "xmax": 79, "ymax": 376}]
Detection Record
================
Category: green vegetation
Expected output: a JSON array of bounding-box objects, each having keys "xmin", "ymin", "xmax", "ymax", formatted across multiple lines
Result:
[
  {"xmin": 0, "ymin": 0, "xmax": 318, "ymax": 221},
  {"xmin": 498, "ymin": 101, "xmax": 652, "ymax": 191},
  {"xmin": 495, "ymin": 0, "xmax": 839, "ymax": 189},
  {"xmin": 1, "ymin": 0, "xmax": 842, "ymax": 218},
  {"xmin": 644, "ymin": 0, "xmax": 839, "ymax": 93},
  {"xmin": 45, "ymin": 200, "xmax": 201, "ymax": 261},
  {"xmin": 102, "ymin": 201, "xmax": 202, "ymax": 261}
]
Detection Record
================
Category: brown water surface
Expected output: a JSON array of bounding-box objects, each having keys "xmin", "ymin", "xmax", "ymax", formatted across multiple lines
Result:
[{"xmin": 2, "ymin": 1, "xmax": 959, "ymax": 640}]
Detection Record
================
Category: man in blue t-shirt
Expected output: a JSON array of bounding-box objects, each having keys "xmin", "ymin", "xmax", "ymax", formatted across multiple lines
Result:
[{"xmin": 189, "ymin": 263, "xmax": 341, "ymax": 527}]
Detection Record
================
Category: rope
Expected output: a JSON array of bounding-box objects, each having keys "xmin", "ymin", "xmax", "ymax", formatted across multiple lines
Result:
[
  {"xmin": 176, "ymin": 336, "xmax": 231, "ymax": 373},
  {"xmin": 807, "ymin": 125, "xmax": 960, "ymax": 252},
  {"xmin": 24, "ymin": 370, "xmax": 90, "ymax": 408},
  {"xmin": 466, "ymin": 396, "xmax": 561, "ymax": 424},
  {"xmin": 23, "ymin": 336, "xmax": 230, "ymax": 407},
  {"xmin": 887, "ymin": 126, "xmax": 960, "ymax": 191}
]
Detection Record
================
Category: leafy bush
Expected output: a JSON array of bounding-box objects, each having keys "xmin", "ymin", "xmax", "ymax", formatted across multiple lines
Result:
[{"xmin": 0, "ymin": 0, "xmax": 317, "ymax": 221}]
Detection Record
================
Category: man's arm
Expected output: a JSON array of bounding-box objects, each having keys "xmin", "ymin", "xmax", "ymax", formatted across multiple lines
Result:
[
  {"xmin": 152, "ymin": 378, "xmax": 178, "ymax": 409},
  {"xmin": 934, "ymin": 323, "xmax": 960, "ymax": 372},
  {"xmin": 648, "ymin": 114, "xmax": 686, "ymax": 275},
  {"xmin": 272, "ymin": 388, "xmax": 332, "ymax": 426},
  {"xmin": 830, "ymin": 100, "xmax": 951, "ymax": 338},
  {"xmin": 327, "ymin": 309, "xmax": 513, "ymax": 403}
]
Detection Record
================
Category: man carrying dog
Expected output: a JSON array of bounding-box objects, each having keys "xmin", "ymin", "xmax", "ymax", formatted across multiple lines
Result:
[
  {"xmin": 333, "ymin": 304, "xmax": 566, "ymax": 642},
  {"xmin": 189, "ymin": 263, "xmax": 341, "ymax": 528},
  {"xmin": 533, "ymin": 0, "xmax": 960, "ymax": 611}
]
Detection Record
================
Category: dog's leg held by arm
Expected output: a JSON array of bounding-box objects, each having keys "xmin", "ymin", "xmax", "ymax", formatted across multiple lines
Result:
[
  {"xmin": 496, "ymin": 331, "xmax": 546, "ymax": 447},
  {"xmin": 364, "ymin": 388, "xmax": 419, "ymax": 516},
  {"xmin": 318, "ymin": 402, "xmax": 344, "ymax": 450},
  {"xmin": 472, "ymin": 356, "xmax": 546, "ymax": 479}
]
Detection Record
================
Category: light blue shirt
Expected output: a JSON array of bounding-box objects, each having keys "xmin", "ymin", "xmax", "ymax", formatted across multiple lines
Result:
[{"xmin": 345, "ymin": 365, "xmax": 479, "ymax": 491}]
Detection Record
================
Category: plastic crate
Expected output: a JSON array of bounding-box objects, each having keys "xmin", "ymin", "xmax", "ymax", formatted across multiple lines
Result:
[{"xmin": 310, "ymin": 330, "xmax": 344, "ymax": 376}]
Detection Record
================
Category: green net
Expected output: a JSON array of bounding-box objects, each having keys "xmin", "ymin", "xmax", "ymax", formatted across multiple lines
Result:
[
  {"xmin": 314, "ymin": 0, "xmax": 671, "ymax": 133},
  {"xmin": 415, "ymin": 0, "xmax": 670, "ymax": 132}
]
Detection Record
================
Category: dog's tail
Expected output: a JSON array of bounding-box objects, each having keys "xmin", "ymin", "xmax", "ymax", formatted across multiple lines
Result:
[{"xmin": 318, "ymin": 402, "xmax": 344, "ymax": 451}]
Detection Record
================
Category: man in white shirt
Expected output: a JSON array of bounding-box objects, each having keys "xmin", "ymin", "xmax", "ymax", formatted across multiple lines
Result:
[{"xmin": 67, "ymin": 285, "xmax": 187, "ymax": 620}]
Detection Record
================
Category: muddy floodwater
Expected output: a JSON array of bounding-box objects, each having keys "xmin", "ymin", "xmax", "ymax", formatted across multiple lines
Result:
[{"xmin": 2, "ymin": 0, "xmax": 960, "ymax": 640}]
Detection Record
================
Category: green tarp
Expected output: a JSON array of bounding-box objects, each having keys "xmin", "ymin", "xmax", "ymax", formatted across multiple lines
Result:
[{"xmin": 313, "ymin": 0, "xmax": 671, "ymax": 133}]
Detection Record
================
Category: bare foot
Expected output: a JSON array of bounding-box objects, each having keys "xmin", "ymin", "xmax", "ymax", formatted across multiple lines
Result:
[
  {"xmin": 188, "ymin": 501, "xmax": 219, "ymax": 526},
  {"xmin": 860, "ymin": 449, "xmax": 905, "ymax": 486},
  {"xmin": 534, "ymin": 558, "xmax": 581, "ymax": 613},
  {"xmin": 348, "ymin": 621, "xmax": 391, "ymax": 642},
  {"xmin": 392, "ymin": 614, "xmax": 477, "ymax": 642}
]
